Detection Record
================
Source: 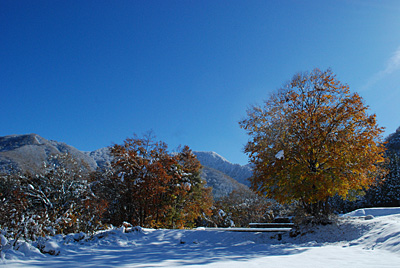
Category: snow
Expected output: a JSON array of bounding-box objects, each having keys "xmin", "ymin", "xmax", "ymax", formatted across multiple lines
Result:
[
  {"xmin": 40, "ymin": 241, "xmax": 60, "ymax": 256},
  {"xmin": 275, "ymin": 150, "xmax": 284, "ymax": 160},
  {"xmin": 2, "ymin": 207, "xmax": 400, "ymax": 267},
  {"xmin": 343, "ymin": 207, "xmax": 400, "ymax": 217},
  {"xmin": 0, "ymin": 235, "xmax": 7, "ymax": 246},
  {"xmin": 118, "ymin": 172, "xmax": 125, "ymax": 182},
  {"xmin": 198, "ymin": 227, "xmax": 293, "ymax": 232}
]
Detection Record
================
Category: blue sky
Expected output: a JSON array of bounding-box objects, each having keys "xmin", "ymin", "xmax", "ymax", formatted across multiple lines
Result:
[{"xmin": 1, "ymin": 1, "xmax": 400, "ymax": 165}]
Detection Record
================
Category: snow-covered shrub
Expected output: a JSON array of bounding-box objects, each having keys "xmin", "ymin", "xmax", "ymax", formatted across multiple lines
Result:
[{"xmin": 0, "ymin": 153, "xmax": 106, "ymax": 242}]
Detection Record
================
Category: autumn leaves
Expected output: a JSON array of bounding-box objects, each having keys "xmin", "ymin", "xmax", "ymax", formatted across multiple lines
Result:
[{"xmin": 240, "ymin": 69, "xmax": 386, "ymax": 217}]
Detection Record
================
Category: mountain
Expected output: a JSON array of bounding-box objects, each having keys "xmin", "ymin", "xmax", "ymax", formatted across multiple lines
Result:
[
  {"xmin": 0, "ymin": 134, "xmax": 102, "ymax": 173},
  {"xmin": 193, "ymin": 151, "xmax": 252, "ymax": 186},
  {"xmin": 0, "ymin": 134, "xmax": 251, "ymax": 198},
  {"xmin": 83, "ymin": 147, "xmax": 113, "ymax": 169},
  {"xmin": 200, "ymin": 166, "xmax": 250, "ymax": 199}
]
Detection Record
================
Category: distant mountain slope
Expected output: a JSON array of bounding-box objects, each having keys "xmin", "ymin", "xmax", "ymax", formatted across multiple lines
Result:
[
  {"xmin": 193, "ymin": 151, "xmax": 252, "ymax": 186},
  {"xmin": 0, "ymin": 134, "xmax": 99, "ymax": 173},
  {"xmin": 200, "ymin": 166, "xmax": 250, "ymax": 199},
  {"xmin": 83, "ymin": 147, "xmax": 112, "ymax": 169},
  {"xmin": 0, "ymin": 134, "xmax": 251, "ymax": 198}
]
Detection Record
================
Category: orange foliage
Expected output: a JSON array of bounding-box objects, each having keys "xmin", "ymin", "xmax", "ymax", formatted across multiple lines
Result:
[{"xmin": 108, "ymin": 133, "xmax": 212, "ymax": 228}]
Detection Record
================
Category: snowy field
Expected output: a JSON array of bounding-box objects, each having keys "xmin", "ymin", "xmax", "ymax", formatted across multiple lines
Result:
[{"xmin": 2, "ymin": 207, "xmax": 400, "ymax": 268}]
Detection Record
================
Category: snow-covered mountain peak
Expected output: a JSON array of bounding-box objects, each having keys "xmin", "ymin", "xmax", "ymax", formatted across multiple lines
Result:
[
  {"xmin": 195, "ymin": 151, "xmax": 231, "ymax": 164},
  {"xmin": 0, "ymin": 133, "xmax": 45, "ymax": 151},
  {"xmin": 0, "ymin": 134, "xmax": 100, "ymax": 172}
]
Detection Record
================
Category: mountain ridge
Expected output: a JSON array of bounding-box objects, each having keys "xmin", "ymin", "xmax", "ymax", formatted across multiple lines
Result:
[
  {"xmin": 193, "ymin": 151, "xmax": 252, "ymax": 186},
  {"xmin": 0, "ymin": 133, "xmax": 252, "ymax": 198}
]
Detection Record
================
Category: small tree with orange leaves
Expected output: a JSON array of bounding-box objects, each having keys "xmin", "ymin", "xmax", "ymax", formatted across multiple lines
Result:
[
  {"xmin": 239, "ymin": 69, "xmax": 386, "ymax": 219},
  {"xmin": 103, "ymin": 132, "xmax": 212, "ymax": 228}
]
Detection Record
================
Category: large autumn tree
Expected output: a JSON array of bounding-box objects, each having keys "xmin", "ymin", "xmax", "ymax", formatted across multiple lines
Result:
[{"xmin": 239, "ymin": 68, "xmax": 386, "ymax": 217}]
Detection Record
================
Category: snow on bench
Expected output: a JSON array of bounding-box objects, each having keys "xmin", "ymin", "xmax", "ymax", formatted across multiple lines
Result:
[
  {"xmin": 196, "ymin": 227, "xmax": 292, "ymax": 232},
  {"xmin": 249, "ymin": 222, "xmax": 294, "ymax": 229}
]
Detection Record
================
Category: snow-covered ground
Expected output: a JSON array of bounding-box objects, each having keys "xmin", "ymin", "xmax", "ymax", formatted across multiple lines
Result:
[{"xmin": 2, "ymin": 207, "xmax": 400, "ymax": 267}]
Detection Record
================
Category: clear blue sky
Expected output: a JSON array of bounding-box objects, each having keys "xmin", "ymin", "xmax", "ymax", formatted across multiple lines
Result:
[{"xmin": 1, "ymin": 1, "xmax": 400, "ymax": 165}]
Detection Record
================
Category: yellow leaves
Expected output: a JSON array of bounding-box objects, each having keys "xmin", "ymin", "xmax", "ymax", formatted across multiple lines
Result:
[
  {"xmin": 241, "ymin": 68, "xmax": 387, "ymax": 206},
  {"xmin": 376, "ymin": 157, "xmax": 385, "ymax": 163}
]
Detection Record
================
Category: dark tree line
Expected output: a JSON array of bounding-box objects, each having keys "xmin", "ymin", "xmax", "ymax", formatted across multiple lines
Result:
[{"xmin": 333, "ymin": 128, "xmax": 400, "ymax": 213}]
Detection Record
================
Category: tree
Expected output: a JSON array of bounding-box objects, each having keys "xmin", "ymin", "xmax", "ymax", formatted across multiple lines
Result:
[
  {"xmin": 97, "ymin": 133, "xmax": 212, "ymax": 228},
  {"xmin": 166, "ymin": 145, "xmax": 213, "ymax": 228},
  {"xmin": 239, "ymin": 68, "xmax": 386, "ymax": 218}
]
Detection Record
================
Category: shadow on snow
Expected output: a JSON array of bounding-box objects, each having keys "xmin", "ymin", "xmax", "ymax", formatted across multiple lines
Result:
[{"xmin": 11, "ymin": 229, "xmax": 308, "ymax": 267}]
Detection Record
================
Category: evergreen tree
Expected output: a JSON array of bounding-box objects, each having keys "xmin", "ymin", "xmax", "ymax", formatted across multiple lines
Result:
[{"xmin": 364, "ymin": 128, "xmax": 400, "ymax": 207}]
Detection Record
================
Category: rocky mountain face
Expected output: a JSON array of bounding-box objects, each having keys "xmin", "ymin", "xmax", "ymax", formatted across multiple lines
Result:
[{"xmin": 0, "ymin": 134, "xmax": 251, "ymax": 198}]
